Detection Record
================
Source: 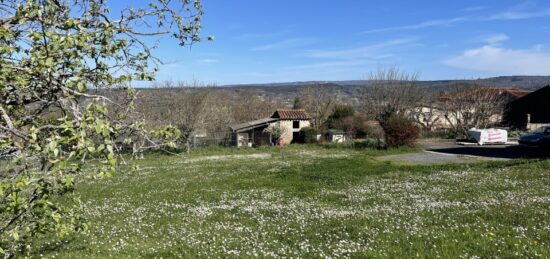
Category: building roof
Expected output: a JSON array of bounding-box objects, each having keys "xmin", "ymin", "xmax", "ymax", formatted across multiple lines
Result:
[
  {"xmin": 503, "ymin": 88, "xmax": 531, "ymax": 98},
  {"xmin": 510, "ymin": 85, "xmax": 550, "ymax": 105},
  {"xmin": 230, "ymin": 117, "xmax": 278, "ymax": 132},
  {"xmin": 505, "ymin": 85, "xmax": 550, "ymax": 126},
  {"xmin": 440, "ymin": 87, "xmax": 532, "ymax": 101},
  {"xmin": 271, "ymin": 109, "xmax": 310, "ymax": 120}
]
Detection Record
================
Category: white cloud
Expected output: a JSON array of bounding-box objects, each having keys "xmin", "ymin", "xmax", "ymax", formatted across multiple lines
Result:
[
  {"xmin": 286, "ymin": 60, "xmax": 374, "ymax": 70},
  {"xmin": 361, "ymin": 17, "xmax": 468, "ymax": 34},
  {"xmin": 302, "ymin": 38, "xmax": 417, "ymax": 59},
  {"xmin": 481, "ymin": 33, "xmax": 510, "ymax": 45},
  {"xmin": 462, "ymin": 6, "xmax": 487, "ymax": 12},
  {"xmin": 362, "ymin": 5, "xmax": 550, "ymax": 34},
  {"xmin": 487, "ymin": 9, "xmax": 550, "ymax": 20},
  {"xmin": 533, "ymin": 44, "xmax": 545, "ymax": 51},
  {"xmin": 251, "ymin": 38, "xmax": 315, "ymax": 51},
  {"xmin": 445, "ymin": 45, "xmax": 550, "ymax": 75},
  {"xmin": 197, "ymin": 58, "xmax": 219, "ymax": 64},
  {"xmin": 287, "ymin": 38, "xmax": 416, "ymax": 71}
]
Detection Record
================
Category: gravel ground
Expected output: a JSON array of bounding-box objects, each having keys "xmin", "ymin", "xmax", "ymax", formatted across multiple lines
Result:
[
  {"xmin": 378, "ymin": 139, "xmax": 516, "ymax": 164},
  {"xmin": 377, "ymin": 151, "xmax": 506, "ymax": 165}
]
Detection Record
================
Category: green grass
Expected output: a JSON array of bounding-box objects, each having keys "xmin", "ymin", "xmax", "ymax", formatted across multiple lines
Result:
[{"xmin": 38, "ymin": 145, "xmax": 550, "ymax": 258}]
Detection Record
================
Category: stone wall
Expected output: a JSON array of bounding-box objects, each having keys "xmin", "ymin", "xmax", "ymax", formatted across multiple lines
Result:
[{"xmin": 278, "ymin": 119, "xmax": 311, "ymax": 144}]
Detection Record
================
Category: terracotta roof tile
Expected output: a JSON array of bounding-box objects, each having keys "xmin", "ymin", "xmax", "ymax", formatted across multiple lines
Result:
[
  {"xmin": 271, "ymin": 109, "xmax": 310, "ymax": 120},
  {"xmin": 505, "ymin": 89, "xmax": 531, "ymax": 98}
]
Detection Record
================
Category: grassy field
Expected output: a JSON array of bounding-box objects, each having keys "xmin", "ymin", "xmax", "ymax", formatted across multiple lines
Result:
[{"xmin": 38, "ymin": 145, "xmax": 550, "ymax": 258}]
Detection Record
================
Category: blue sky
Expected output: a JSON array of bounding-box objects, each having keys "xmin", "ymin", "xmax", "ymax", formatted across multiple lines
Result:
[{"xmin": 129, "ymin": 0, "xmax": 550, "ymax": 85}]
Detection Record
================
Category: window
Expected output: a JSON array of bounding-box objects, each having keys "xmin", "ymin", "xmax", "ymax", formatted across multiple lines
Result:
[{"xmin": 293, "ymin": 120, "xmax": 300, "ymax": 129}]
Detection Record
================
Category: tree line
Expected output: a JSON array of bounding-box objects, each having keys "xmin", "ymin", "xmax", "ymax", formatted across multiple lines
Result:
[{"xmin": 110, "ymin": 67, "xmax": 511, "ymax": 151}]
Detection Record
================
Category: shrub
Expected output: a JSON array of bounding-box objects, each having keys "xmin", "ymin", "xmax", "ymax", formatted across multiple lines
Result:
[
  {"xmin": 353, "ymin": 138, "xmax": 387, "ymax": 149},
  {"xmin": 300, "ymin": 127, "xmax": 319, "ymax": 143},
  {"xmin": 327, "ymin": 105, "xmax": 355, "ymax": 128},
  {"xmin": 321, "ymin": 138, "xmax": 387, "ymax": 150},
  {"xmin": 508, "ymin": 129, "xmax": 526, "ymax": 139},
  {"xmin": 363, "ymin": 123, "xmax": 385, "ymax": 140},
  {"xmin": 382, "ymin": 115, "xmax": 420, "ymax": 147},
  {"xmin": 421, "ymin": 129, "xmax": 457, "ymax": 139},
  {"xmin": 263, "ymin": 122, "xmax": 286, "ymax": 140}
]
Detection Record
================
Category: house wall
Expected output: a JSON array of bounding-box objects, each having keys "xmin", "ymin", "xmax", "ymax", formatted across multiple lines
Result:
[
  {"xmin": 412, "ymin": 107, "xmax": 455, "ymax": 129},
  {"xmin": 527, "ymin": 123, "xmax": 550, "ymax": 131},
  {"xmin": 412, "ymin": 107, "xmax": 503, "ymax": 130},
  {"xmin": 278, "ymin": 119, "xmax": 311, "ymax": 144}
]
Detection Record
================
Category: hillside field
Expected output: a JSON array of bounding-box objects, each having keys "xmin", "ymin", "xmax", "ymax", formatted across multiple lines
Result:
[{"xmin": 38, "ymin": 145, "xmax": 550, "ymax": 258}]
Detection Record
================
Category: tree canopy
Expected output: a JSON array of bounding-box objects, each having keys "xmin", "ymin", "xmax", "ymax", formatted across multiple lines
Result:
[{"xmin": 0, "ymin": 0, "xmax": 205, "ymax": 256}]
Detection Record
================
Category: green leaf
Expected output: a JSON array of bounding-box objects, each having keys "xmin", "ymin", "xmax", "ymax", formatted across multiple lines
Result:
[
  {"xmin": 77, "ymin": 81, "xmax": 86, "ymax": 92},
  {"xmin": 11, "ymin": 232, "xmax": 19, "ymax": 241},
  {"xmin": 63, "ymin": 176, "xmax": 74, "ymax": 186}
]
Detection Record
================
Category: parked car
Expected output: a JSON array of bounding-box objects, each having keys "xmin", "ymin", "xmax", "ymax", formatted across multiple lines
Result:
[{"xmin": 519, "ymin": 126, "xmax": 550, "ymax": 147}]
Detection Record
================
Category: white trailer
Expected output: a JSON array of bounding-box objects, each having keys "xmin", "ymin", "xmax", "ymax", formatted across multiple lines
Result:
[{"xmin": 467, "ymin": 128, "xmax": 508, "ymax": 145}]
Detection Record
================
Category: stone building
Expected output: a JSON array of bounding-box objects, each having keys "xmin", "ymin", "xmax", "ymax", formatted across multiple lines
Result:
[{"xmin": 230, "ymin": 109, "xmax": 311, "ymax": 147}]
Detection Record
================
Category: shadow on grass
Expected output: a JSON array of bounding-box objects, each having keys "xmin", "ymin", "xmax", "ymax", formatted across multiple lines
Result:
[{"xmin": 427, "ymin": 145, "xmax": 550, "ymax": 159}]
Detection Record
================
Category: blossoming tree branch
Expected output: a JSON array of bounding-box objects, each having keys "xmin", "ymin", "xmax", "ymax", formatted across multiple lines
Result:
[{"xmin": 0, "ymin": 0, "xmax": 205, "ymax": 256}]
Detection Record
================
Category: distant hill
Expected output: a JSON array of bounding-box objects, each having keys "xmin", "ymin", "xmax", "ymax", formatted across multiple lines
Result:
[
  {"xmin": 130, "ymin": 76, "xmax": 550, "ymax": 109},
  {"xmin": 474, "ymin": 76, "xmax": 550, "ymax": 89},
  {"xmin": 223, "ymin": 76, "xmax": 550, "ymax": 91},
  {"xmin": 214, "ymin": 76, "xmax": 550, "ymax": 101}
]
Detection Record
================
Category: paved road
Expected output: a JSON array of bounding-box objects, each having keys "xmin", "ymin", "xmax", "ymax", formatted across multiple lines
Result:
[
  {"xmin": 378, "ymin": 140, "xmax": 550, "ymax": 165},
  {"xmin": 422, "ymin": 140, "xmax": 550, "ymax": 160}
]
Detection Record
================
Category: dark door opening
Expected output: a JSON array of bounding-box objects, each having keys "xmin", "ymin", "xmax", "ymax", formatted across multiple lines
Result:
[{"xmin": 292, "ymin": 131, "xmax": 303, "ymax": 144}]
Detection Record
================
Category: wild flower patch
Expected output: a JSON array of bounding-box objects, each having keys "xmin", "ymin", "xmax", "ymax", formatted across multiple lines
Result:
[{"xmin": 37, "ymin": 147, "xmax": 550, "ymax": 258}]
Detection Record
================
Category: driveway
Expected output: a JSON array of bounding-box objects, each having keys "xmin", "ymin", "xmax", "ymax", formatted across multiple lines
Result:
[
  {"xmin": 421, "ymin": 139, "xmax": 550, "ymax": 160},
  {"xmin": 377, "ymin": 152, "xmax": 492, "ymax": 165},
  {"xmin": 377, "ymin": 139, "xmax": 550, "ymax": 165}
]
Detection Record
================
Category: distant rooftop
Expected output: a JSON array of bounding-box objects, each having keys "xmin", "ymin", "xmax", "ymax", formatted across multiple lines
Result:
[
  {"xmin": 271, "ymin": 109, "xmax": 310, "ymax": 120},
  {"xmin": 441, "ymin": 87, "xmax": 532, "ymax": 101},
  {"xmin": 502, "ymin": 88, "xmax": 532, "ymax": 98}
]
